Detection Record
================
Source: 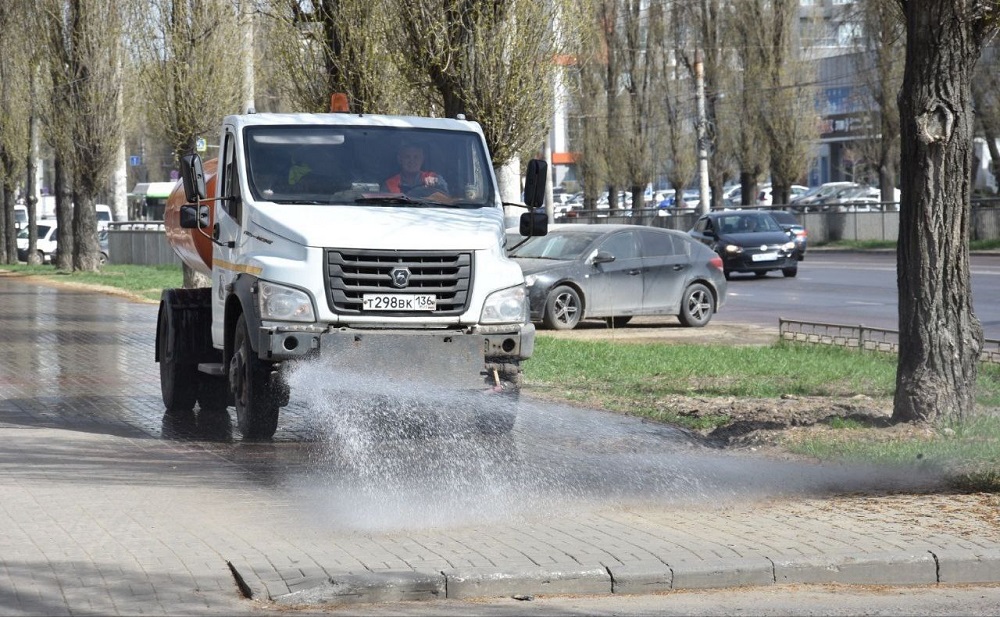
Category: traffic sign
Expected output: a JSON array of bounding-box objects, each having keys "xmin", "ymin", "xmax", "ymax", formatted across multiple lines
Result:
[
  {"xmin": 196, "ymin": 138, "xmax": 207, "ymax": 153},
  {"xmin": 129, "ymin": 155, "xmax": 141, "ymax": 167}
]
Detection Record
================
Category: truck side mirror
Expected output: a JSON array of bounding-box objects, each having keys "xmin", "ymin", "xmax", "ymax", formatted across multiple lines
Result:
[
  {"xmin": 179, "ymin": 204, "xmax": 211, "ymax": 229},
  {"xmin": 519, "ymin": 209, "xmax": 548, "ymax": 237},
  {"xmin": 523, "ymin": 159, "xmax": 547, "ymax": 209},
  {"xmin": 180, "ymin": 153, "xmax": 207, "ymax": 203}
]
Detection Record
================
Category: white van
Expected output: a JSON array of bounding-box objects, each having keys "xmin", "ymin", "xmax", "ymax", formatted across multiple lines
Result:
[
  {"xmin": 16, "ymin": 222, "xmax": 58, "ymax": 263},
  {"xmin": 95, "ymin": 204, "xmax": 112, "ymax": 230},
  {"xmin": 14, "ymin": 204, "xmax": 28, "ymax": 230}
]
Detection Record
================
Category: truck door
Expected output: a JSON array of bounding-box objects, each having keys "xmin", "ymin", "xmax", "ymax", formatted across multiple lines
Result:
[{"xmin": 211, "ymin": 129, "xmax": 243, "ymax": 346}]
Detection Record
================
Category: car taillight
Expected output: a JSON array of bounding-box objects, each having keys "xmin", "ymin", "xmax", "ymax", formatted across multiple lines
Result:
[{"xmin": 709, "ymin": 255, "xmax": 724, "ymax": 271}]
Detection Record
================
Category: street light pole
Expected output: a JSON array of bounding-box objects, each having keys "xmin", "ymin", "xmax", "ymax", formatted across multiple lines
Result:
[{"xmin": 696, "ymin": 49, "xmax": 710, "ymax": 214}]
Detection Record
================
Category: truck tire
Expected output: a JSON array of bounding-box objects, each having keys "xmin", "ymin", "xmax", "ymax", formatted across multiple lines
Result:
[
  {"xmin": 231, "ymin": 314, "xmax": 280, "ymax": 440},
  {"xmin": 158, "ymin": 304, "xmax": 198, "ymax": 412}
]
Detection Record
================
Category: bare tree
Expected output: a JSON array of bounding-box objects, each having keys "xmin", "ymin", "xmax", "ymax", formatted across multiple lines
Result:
[
  {"xmin": 847, "ymin": 0, "xmax": 904, "ymax": 203},
  {"xmin": 42, "ymin": 0, "xmax": 125, "ymax": 272},
  {"xmin": 0, "ymin": 0, "xmax": 32, "ymax": 264},
  {"xmin": 972, "ymin": 41, "xmax": 1000, "ymax": 194},
  {"xmin": 131, "ymin": 0, "xmax": 245, "ymax": 287},
  {"xmin": 393, "ymin": 0, "xmax": 556, "ymax": 169},
  {"xmin": 265, "ymin": 0, "xmax": 400, "ymax": 114},
  {"xmin": 893, "ymin": 0, "xmax": 997, "ymax": 424}
]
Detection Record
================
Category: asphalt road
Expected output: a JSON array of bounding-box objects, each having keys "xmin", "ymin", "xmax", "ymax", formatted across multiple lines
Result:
[{"xmin": 714, "ymin": 250, "xmax": 1000, "ymax": 340}]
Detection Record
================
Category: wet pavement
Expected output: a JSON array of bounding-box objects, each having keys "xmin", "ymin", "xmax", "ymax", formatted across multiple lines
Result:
[{"xmin": 1, "ymin": 274, "xmax": 1000, "ymax": 615}]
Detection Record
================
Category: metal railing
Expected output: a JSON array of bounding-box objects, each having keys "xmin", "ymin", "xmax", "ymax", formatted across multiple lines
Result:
[{"xmin": 778, "ymin": 318, "xmax": 1000, "ymax": 364}]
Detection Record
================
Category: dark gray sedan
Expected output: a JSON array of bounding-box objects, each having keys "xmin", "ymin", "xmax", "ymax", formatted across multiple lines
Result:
[
  {"xmin": 508, "ymin": 224, "xmax": 728, "ymax": 330},
  {"xmin": 689, "ymin": 211, "xmax": 799, "ymax": 279}
]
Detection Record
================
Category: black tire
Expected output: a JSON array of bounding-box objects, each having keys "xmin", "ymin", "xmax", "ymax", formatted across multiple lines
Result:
[
  {"xmin": 158, "ymin": 305, "xmax": 198, "ymax": 412},
  {"xmin": 605, "ymin": 316, "xmax": 632, "ymax": 328},
  {"xmin": 230, "ymin": 314, "xmax": 280, "ymax": 440},
  {"xmin": 782, "ymin": 266, "xmax": 798, "ymax": 278},
  {"xmin": 542, "ymin": 285, "xmax": 582, "ymax": 330},
  {"xmin": 678, "ymin": 283, "xmax": 714, "ymax": 328}
]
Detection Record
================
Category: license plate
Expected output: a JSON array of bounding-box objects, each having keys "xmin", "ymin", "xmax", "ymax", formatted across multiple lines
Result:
[
  {"xmin": 362, "ymin": 294, "xmax": 437, "ymax": 311},
  {"xmin": 752, "ymin": 252, "xmax": 778, "ymax": 262}
]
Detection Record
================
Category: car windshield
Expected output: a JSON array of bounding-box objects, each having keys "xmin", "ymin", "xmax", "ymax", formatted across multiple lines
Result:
[
  {"xmin": 714, "ymin": 213, "xmax": 782, "ymax": 234},
  {"xmin": 509, "ymin": 231, "xmax": 604, "ymax": 259},
  {"xmin": 244, "ymin": 126, "xmax": 495, "ymax": 208}
]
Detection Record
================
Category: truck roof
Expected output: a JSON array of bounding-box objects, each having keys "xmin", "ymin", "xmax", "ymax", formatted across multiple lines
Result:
[{"xmin": 224, "ymin": 113, "xmax": 483, "ymax": 135}]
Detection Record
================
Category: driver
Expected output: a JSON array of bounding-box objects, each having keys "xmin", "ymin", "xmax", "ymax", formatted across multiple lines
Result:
[{"xmin": 383, "ymin": 142, "xmax": 448, "ymax": 196}]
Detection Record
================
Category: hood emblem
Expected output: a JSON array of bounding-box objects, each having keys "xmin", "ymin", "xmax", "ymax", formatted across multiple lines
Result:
[
  {"xmin": 760, "ymin": 245, "xmax": 767, "ymax": 251},
  {"xmin": 390, "ymin": 267, "xmax": 411, "ymax": 289}
]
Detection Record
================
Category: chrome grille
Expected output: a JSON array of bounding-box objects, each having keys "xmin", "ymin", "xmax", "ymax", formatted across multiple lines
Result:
[{"xmin": 325, "ymin": 249, "xmax": 472, "ymax": 315}]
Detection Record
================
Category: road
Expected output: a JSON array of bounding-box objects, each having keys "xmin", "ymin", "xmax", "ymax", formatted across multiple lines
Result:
[
  {"xmin": 715, "ymin": 251, "xmax": 1000, "ymax": 340},
  {"xmin": 1, "ymin": 271, "xmax": 999, "ymax": 615}
]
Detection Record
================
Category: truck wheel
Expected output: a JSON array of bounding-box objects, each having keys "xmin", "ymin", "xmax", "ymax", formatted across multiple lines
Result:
[
  {"xmin": 542, "ymin": 285, "xmax": 582, "ymax": 330},
  {"xmin": 231, "ymin": 314, "xmax": 280, "ymax": 440},
  {"xmin": 678, "ymin": 283, "xmax": 714, "ymax": 328},
  {"xmin": 158, "ymin": 304, "xmax": 198, "ymax": 412}
]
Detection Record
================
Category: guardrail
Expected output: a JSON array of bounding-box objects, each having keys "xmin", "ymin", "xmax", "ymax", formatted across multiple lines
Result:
[{"xmin": 778, "ymin": 318, "xmax": 1000, "ymax": 364}]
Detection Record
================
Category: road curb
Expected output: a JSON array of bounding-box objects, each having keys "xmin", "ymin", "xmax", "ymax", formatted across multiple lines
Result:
[{"xmin": 256, "ymin": 549, "xmax": 1000, "ymax": 607}]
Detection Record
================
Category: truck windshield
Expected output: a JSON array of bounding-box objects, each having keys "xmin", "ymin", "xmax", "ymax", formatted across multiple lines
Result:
[{"xmin": 244, "ymin": 126, "xmax": 495, "ymax": 207}]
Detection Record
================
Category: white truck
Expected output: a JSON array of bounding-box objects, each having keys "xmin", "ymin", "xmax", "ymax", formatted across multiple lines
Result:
[{"xmin": 156, "ymin": 112, "xmax": 547, "ymax": 439}]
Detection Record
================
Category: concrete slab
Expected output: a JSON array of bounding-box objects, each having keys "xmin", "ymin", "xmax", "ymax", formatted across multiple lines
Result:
[
  {"xmin": 936, "ymin": 549, "xmax": 1000, "ymax": 584},
  {"xmin": 773, "ymin": 551, "xmax": 938, "ymax": 586},
  {"xmin": 442, "ymin": 565, "xmax": 611, "ymax": 600},
  {"xmin": 270, "ymin": 570, "xmax": 446, "ymax": 606},
  {"xmin": 669, "ymin": 557, "xmax": 774, "ymax": 590}
]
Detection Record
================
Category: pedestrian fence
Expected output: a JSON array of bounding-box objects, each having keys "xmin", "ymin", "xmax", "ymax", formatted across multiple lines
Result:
[
  {"xmin": 106, "ymin": 221, "xmax": 182, "ymax": 267},
  {"xmin": 778, "ymin": 318, "xmax": 1000, "ymax": 365}
]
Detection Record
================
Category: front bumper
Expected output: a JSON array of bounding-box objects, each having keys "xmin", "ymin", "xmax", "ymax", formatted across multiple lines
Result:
[{"xmin": 723, "ymin": 253, "xmax": 797, "ymax": 273}]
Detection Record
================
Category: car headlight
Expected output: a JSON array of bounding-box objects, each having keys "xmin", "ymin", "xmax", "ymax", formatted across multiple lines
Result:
[
  {"xmin": 258, "ymin": 281, "xmax": 316, "ymax": 322},
  {"xmin": 524, "ymin": 274, "xmax": 538, "ymax": 287},
  {"xmin": 781, "ymin": 241, "xmax": 796, "ymax": 252},
  {"xmin": 724, "ymin": 244, "xmax": 742, "ymax": 254},
  {"xmin": 481, "ymin": 284, "xmax": 529, "ymax": 324}
]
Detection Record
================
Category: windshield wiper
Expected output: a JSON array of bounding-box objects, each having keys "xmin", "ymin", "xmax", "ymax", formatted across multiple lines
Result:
[{"xmin": 355, "ymin": 195, "xmax": 421, "ymax": 205}]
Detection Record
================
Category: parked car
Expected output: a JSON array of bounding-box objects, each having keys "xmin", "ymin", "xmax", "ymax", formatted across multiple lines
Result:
[
  {"xmin": 758, "ymin": 184, "xmax": 809, "ymax": 206},
  {"xmin": 508, "ymin": 224, "xmax": 727, "ymax": 330},
  {"xmin": 789, "ymin": 182, "xmax": 859, "ymax": 211},
  {"xmin": 98, "ymin": 229, "xmax": 110, "ymax": 265},
  {"xmin": 767, "ymin": 210, "xmax": 808, "ymax": 260},
  {"xmin": 688, "ymin": 211, "xmax": 799, "ymax": 279},
  {"xmin": 16, "ymin": 222, "xmax": 58, "ymax": 263}
]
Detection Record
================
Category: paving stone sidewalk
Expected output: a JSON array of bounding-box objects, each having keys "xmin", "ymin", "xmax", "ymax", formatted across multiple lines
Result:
[{"xmin": 2, "ymin": 275, "xmax": 999, "ymax": 615}]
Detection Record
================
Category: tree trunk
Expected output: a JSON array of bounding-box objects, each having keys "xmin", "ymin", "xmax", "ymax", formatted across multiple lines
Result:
[
  {"xmin": 893, "ymin": 4, "xmax": 986, "ymax": 424},
  {"xmin": 54, "ymin": 156, "xmax": 74, "ymax": 271}
]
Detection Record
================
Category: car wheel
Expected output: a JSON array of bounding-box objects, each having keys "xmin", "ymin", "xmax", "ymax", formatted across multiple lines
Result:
[
  {"xmin": 542, "ymin": 285, "xmax": 582, "ymax": 330},
  {"xmin": 782, "ymin": 266, "xmax": 798, "ymax": 278},
  {"xmin": 605, "ymin": 316, "xmax": 632, "ymax": 328},
  {"xmin": 99, "ymin": 252, "xmax": 109, "ymax": 266},
  {"xmin": 678, "ymin": 283, "xmax": 714, "ymax": 328}
]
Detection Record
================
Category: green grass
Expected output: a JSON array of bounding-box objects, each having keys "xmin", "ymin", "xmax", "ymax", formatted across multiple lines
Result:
[{"xmin": 0, "ymin": 263, "xmax": 181, "ymax": 302}]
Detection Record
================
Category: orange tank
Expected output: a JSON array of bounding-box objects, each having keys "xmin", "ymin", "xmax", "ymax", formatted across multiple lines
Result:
[{"xmin": 164, "ymin": 158, "xmax": 218, "ymax": 277}]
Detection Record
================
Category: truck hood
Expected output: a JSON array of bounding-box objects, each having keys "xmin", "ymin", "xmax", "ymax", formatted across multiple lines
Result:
[{"xmin": 248, "ymin": 203, "xmax": 505, "ymax": 251}]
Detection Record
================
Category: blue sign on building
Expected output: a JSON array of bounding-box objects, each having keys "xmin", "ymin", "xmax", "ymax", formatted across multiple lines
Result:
[{"xmin": 129, "ymin": 155, "xmax": 141, "ymax": 167}]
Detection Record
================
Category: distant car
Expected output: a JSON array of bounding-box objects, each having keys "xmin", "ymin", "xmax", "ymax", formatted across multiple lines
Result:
[
  {"xmin": 509, "ymin": 224, "xmax": 727, "ymax": 330},
  {"xmin": 16, "ymin": 222, "xmax": 58, "ymax": 263},
  {"xmin": 689, "ymin": 211, "xmax": 799, "ymax": 279},
  {"xmin": 758, "ymin": 185, "xmax": 809, "ymax": 206},
  {"xmin": 790, "ymin": 182, "xmax": 859, "ymax": 211},
  {"xmin": 98, "ymin": 229, "xmax": 110, "ymax": 265},
  {"xmin": 768, "ymin": 210, "xmax": 807, "ymax": 260}
]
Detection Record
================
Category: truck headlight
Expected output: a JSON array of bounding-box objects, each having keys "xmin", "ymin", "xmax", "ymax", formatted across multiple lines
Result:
[
  {"xmin": 258, "ymin": 281, "xmax": 315, "ymax": 322},
  {"xmin": 481, "ymin": 284, "xmax": 528, "ymax": 324}
]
